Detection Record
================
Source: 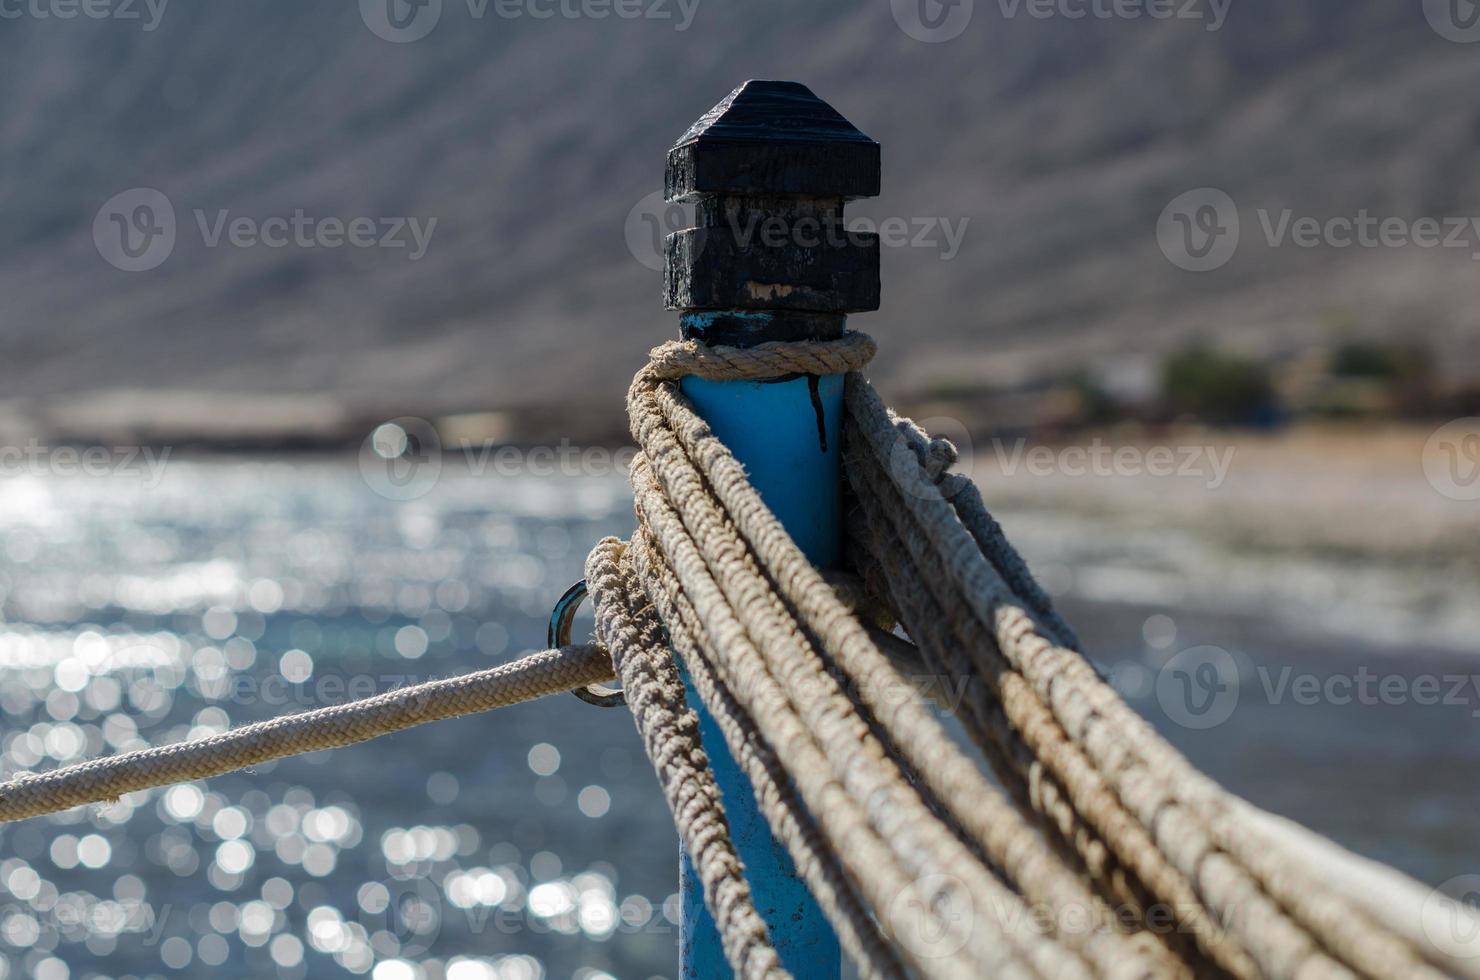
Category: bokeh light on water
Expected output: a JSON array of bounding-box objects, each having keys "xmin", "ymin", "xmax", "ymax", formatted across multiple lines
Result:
[{"xmin": 0, "ymin": 460, "xmax": 686, "ymax": 979}]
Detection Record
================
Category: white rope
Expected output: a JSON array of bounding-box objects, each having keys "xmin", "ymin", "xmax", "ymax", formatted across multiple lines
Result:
[{"xmin": 0, "ymin": 645, "xmax": 614, "ymax": 823}]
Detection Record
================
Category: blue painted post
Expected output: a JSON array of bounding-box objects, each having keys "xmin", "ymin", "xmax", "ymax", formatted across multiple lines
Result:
[{"xmin": 661, "ymin": 80, "xmax": 881, "ymax": 980}]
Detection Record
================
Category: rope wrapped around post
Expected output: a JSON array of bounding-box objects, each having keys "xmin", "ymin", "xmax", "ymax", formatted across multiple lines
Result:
[
  {"xmin": 608, "ymin": 330, "xmax": 1180, "ymax": 980},
  {"xmin": 599, "ymin": 327, "xmax": 1480, "ymax": 980}
]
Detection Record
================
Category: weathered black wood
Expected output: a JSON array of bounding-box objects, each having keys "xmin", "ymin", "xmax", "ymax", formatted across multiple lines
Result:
[
  {"xmin": 665, "ymin": 80, "xmax": 881, "ymax": 344},
  {"xmin": 665, "ymin": 80, "xmax": 880, "ymax": 201},
  {"xmin": 664, "ymin": 223, "xmax": 880, "ymax": 314}
]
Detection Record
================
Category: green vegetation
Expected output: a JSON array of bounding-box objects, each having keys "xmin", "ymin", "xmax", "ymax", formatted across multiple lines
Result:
[
  {"xmin": 1329, "ymin": 340, "xmax": 1430, "ymax": 383},
  {"xmin": 906, "ymin": 333, "xmax": 1455, "ymax": 435},
  {"xmin": 1313, "ymin": 340, "xmax": 1435, "ymax": 417},
  {"xmin": 1065, "ymin": 370, "xmax": 1119, "ymax": 427},
  {"xmin": 1159, "ymin": 346, "xmax": 1276, "ymax": 426}
]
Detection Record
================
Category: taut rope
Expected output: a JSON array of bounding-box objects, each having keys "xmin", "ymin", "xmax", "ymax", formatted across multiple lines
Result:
[{"xmin": 0, "ymin": 645, "xmax": 613, "ymax": 822}]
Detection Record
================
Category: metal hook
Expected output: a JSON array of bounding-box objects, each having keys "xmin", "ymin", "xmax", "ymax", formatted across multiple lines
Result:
[{"xmin": 549, "ymin": 580, "xmax": 626, "ymax": 707}]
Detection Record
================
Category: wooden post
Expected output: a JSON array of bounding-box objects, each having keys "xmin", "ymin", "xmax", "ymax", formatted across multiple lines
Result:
[{"xmin": 663, "ymin": 79, "xmax": 880, "ymax": 979}]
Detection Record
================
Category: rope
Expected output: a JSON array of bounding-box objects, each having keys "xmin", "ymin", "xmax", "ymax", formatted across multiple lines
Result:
[
  {"xmin": 844, "ymin": 411, "xmax": 1255, "ymax": 978},
  {"xmin": 841, "ymin": 370, "xmax": 1457, "ymax": 980},
  {"xmin": 623, "ymin": 525, "xmax": 911, "ymax": 980},
  {"xmin": 0, "ymin": 644, "xmax": 614, "ymax": 823},
  {"xmin": 626, "ymin": 333, "xmax": 1170, "ymax": 979},
  {"xmin": 624, "ymin": 445, "xmax": 1026, "ymax": 979},
  {"xmin": 584, "ymin": 536, "xmax": 788, "ymax": 980},
  {"xmin": 843, "ymin": 461, "xmax": 1236, "ymax": 978},
  {"xmin": 623, "ymin": 329, "xmax": 1465, "ymax": 980},
  {"xmin": 645, "ymin": 332, "xmax": 876, "ymax": 382},
  {"xmin": 849, "ymin": 378, "xmax": 1325, "ymax": 976}
]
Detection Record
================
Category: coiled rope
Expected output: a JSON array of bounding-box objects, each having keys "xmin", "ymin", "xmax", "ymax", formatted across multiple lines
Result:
[{"xmin": 1, "ymin": 330, "xmax": 1476, "ymax": 980}]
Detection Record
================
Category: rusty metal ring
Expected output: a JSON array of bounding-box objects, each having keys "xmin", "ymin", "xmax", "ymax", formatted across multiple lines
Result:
[{"xmin": 549, "ymin": 580, "xmax": 625, "ymax": 707}]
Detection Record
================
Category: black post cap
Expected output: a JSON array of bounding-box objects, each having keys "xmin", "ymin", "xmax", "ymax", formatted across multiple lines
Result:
[
  {"xmin": 664, "ymin": 81, "xmax": 881, "ymax": 333},
  {"xmin": 665, "ymin": 80, "xmax": 881, "ymax": 201}
]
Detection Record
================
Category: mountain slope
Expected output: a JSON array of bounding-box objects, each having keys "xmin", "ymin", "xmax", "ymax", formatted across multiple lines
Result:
[{"xmin": 1, "ymin": 0, "xmax": 1476, "ymax": 436}]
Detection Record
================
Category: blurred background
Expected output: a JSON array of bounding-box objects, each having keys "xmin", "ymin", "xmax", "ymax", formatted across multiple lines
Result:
[{"xmin": 1, "ymin": 2, "xmax": 1479, "ymax": 978}]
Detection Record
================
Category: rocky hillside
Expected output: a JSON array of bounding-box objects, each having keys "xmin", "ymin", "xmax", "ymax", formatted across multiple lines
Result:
[{"xmin": 2, "ymin": 0, "xmax": 1477, "ymax": 440}]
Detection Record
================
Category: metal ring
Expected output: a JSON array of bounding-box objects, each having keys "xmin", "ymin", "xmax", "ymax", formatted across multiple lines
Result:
[{"xmin": 549, "ymin": 580, "xmax": 626, "ymax": 707}]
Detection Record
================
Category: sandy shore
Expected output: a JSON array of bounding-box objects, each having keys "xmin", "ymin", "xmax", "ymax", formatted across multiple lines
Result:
[
  {"xmin": 954, "ymin": 423, "xmax": 1480, "ymax": 657},
  {"xmin": 969, "ymin": 423, "xmax": 1480, "ymax": 566}
]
